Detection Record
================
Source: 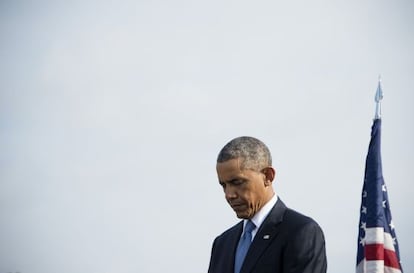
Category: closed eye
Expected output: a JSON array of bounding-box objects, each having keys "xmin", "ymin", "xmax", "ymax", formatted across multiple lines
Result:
[
  {"xmin": 220, "ymin": 179, "xmax": 246, "ymax": 188},
  {"xmin": 230, "ymin": 179, "xmax": 245, "ymax": 186}
]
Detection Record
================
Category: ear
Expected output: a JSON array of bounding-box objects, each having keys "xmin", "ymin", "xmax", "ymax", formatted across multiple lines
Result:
[{"xmin": 263, "ymin": 167, "xmax": 276, "ymax": 186}]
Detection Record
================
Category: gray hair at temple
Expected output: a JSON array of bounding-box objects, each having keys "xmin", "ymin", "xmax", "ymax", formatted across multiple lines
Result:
[{"xmin": 217, "ymin": 136, "xmax": 272, "ymax": 171}]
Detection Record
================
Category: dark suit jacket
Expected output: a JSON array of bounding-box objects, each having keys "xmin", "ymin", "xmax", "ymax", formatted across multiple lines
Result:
[{"xmin": 208, "ymin": 199, "xmax": 327, "ymax": 273}]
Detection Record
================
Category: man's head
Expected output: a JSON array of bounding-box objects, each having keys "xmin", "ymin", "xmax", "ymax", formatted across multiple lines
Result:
[{"xmin": 216, "ymin": 136, "xmax": 275, "ymax": 219}]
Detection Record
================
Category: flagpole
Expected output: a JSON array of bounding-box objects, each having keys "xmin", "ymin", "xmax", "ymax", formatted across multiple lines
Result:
[
  {"xmin": 356, "ymin": 77, "xmax": 404, "ymax": 273},
  {"xmin": 374, "ymin": 75, "xmax": 383, "ymax": 120}
]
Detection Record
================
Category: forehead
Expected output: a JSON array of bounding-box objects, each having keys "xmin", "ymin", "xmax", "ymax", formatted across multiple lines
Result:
[{"xmin": 216, "ymin": 158, "xmax": 244, "ymax": 182}]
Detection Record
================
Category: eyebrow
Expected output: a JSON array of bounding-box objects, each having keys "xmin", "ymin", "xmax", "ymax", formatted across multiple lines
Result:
[{"xmin": 219, "ymin": 178, "xmax": 245, "ymax": 185}]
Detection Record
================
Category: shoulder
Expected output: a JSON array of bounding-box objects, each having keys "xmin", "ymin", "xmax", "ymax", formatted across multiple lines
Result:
[
  {"xmin": 214, "ymin": 221, "xmax": 242, "ymax": 242},
  {"xmin": 280, "ymin": 207, "xmax": 325, "ymax": 245},
  {"xmin": 266, "ymin": 199, "xmax": 325, "ymax": 243},
  {"xmin": 275, "ymin": 205, "xmax": 327, "ymax": 272},
  {"xmin": 284, "ymin": 207, "xmax": 318, "ymax": 227},
  {"xmin": 273, "ymin": 199, "xmax": 322, "ymax": 230}
]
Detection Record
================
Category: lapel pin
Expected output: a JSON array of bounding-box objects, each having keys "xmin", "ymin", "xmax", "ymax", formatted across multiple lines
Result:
[{"xmin": 263, "ymin": 235, "xmax": 270, "ymax": 239}]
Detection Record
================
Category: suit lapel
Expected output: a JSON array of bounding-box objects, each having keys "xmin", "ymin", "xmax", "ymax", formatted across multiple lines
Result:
[
  {"xmin": 225, "ymin": 222, "xmax": 244, "ymax": 273},
  {"xmin": 240, "ymin": 199, "xmax": 287, "ymax": 273}
]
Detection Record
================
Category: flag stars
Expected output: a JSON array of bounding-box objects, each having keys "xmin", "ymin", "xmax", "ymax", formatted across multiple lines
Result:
[
  {"xmin": 389, "ymin": 220, "xmax": 395, "ymax": 230},
  {"xmin": 361, "ymin": 206, "xmax": 367, "ymax": 214},
  {"xmin": 382, "ymin": 200, "xmax": 387, "ymax": 208},
  {"xmin": 360, "ymin": 222, "xmax": 366, "ymax": 231},
  {"xmin": 382, "ymin": 184, "xmax": 387, "ymax": 192},
  {"xmin": 359, "ymin": 236, "xmax": 366, "ymax": 246},
  {"xmin": 363, "ymin": 191, "xmax": 367, "ymax": 198}
]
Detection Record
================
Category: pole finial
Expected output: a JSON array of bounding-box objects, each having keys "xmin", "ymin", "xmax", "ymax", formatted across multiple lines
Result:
[{"xmin": 374, "ymin": 76, "xmax": 383, "ymax": 119}]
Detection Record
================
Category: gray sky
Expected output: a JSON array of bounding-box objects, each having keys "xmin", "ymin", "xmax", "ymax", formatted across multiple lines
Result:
[{"xmin": 1, "ymin": 1, "xmax": 413, "ymax": 273}]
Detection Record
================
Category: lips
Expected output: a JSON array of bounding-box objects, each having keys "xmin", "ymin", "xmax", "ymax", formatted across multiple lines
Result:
[{"xmin": 230, "ymin": 203, "xmax": 245, "ymax": 211}]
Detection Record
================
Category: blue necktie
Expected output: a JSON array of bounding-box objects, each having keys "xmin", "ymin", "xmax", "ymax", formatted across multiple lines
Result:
[{"xmin": 234, "ymin": 220, "xmax": 256, "ymax": 273}]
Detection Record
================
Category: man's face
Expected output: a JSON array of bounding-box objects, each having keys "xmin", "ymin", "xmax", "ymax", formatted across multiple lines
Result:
[{"xmin": 216, "ymin": 158, "xmax": 271, "ymax": 219}]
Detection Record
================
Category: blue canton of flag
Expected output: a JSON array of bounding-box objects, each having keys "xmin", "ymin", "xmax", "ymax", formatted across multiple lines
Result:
[{"xmin": 356, "ymin": 119, "xmax": 403, "ymax": 273}]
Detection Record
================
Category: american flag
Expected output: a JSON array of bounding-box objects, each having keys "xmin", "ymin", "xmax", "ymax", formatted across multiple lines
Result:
[{"xmin": 356, "ymin": 118, "xmax": 403, "ymax": 273}]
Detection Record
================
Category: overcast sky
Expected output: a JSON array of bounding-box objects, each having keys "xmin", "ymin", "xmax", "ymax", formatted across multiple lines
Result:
[{"xmin": 1, "ymin": 1, "xmax": 413, "ymax": 273}]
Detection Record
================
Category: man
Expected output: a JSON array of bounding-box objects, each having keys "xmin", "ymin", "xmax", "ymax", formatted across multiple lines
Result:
[{"xmin": 208, "ymin": 136, "xmax": 327, "ymax": 273}]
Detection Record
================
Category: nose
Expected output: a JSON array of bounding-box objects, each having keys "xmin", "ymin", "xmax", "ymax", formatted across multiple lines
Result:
[{"xmin": 224, "ymin": 185, "xmax": 237, "ymax": 200}]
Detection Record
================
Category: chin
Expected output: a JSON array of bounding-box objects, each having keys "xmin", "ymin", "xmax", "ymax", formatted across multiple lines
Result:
[{"xmin": 235, "ymin": 211, "xmax": 251, "ymax": 219}]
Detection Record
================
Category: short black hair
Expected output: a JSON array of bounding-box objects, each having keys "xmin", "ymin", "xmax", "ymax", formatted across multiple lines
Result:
[{"xmin": 217, "ymin": 136, "xmax": 272, "ymax": 171}]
